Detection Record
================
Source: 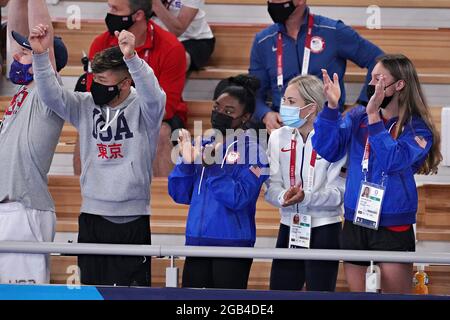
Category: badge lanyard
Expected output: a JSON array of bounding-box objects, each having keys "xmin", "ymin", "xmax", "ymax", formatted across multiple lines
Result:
[
  {"xmin": 354, "ymin": 121, "xmax": 397, "ymax": 230},
  {"xmin": 301, "ymin": 13, "xmax": 315, "ymax": 76},
  {"xmin": 276, "ymin": 13, "xmax": 315, "ymax": 90},
  {"xmin": 289, "ymin": 131, "xmax": 297, "ymax": 187},
  {"xmin": 289, "ymin": 130, "xmax": 317, "ymax": 190},
  {"xmin": 288, "ymin": 131, "xmax": 316, "ymax": 248},
  {"xmin": 143, "ymin": 23, "xmax": 154, "ymax": 64},
  {"xmin": 361, "ymin": 121, "xmax": 397, "ymax": 184},
  {"xmin": 306, "ymin": 149, "xmax": 317, "ymax": 191}
]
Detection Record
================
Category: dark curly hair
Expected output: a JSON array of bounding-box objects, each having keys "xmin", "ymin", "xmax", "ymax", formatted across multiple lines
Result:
[{"xmin": 213, "ymin": 74, "xmax": 260, "ymax": 115}]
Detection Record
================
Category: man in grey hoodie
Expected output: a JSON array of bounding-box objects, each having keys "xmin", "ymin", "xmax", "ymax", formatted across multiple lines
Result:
[{"xmin": 30, "ymin": 23, "xmax": 166, "ymax": 286}]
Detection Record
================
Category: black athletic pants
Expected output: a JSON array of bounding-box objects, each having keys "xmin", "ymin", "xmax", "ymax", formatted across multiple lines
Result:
[
  {"xmin": 182, "ymin": 256, "xmax": 253, "ymax": 289},
  {"xmin": 270, "ymin": 222, "xmax": 341, "ymax": 291},
  {"xmin": 77, "ymin": 213, "xmax": 151, "ymax": 287}
]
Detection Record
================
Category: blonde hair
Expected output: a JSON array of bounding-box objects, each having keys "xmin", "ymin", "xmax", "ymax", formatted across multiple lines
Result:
[
  {"xmin": 288, "ymin": 75, "xmax": 325, "ymax": 112},
  {"xmin": 377, "ymin": 54, "xmax": 442, "ymax": 174}
]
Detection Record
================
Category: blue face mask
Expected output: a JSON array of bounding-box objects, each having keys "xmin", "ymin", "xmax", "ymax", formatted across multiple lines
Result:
[
  {"xmin": 279, "ymin": 103, "xmax": 313, "ymax": 128},
  {"xmin": 9, "ymin": 60, "xmax": 33, "ymax": 85}
]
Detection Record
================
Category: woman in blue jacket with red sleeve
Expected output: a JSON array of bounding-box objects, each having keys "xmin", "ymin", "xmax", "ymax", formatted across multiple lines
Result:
[
  {"xmin": 313, "ymin": 54, "xmax": 442, "ymax": 294},
  {"xmin": 168, "ymin": 75, "xmax": 269, "ymax": 289}
]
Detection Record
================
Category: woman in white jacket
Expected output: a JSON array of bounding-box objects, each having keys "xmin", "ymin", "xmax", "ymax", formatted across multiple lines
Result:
[{"xmin": 265, "ymin": 75, "xmax": 347, "ymax": 291}]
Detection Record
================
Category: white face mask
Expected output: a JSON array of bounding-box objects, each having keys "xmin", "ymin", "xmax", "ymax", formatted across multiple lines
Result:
[{"xmin": 279, "ymin": 103, "xmax": 314, "ymax": 128}]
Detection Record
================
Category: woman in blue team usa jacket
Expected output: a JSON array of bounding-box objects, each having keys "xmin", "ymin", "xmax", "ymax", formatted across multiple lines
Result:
[
  {"xmin": 168, "ymin": 75, "xmax": 269, "ymax": 289},
  {"xmin": 313, "ymin": 54, "xmax": 442, "ymax": 294}
]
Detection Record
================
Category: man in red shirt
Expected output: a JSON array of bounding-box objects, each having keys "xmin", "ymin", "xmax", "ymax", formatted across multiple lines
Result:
[{"xmin": 74, "ymin": 0, "xmax": 187, "ymax": 177}]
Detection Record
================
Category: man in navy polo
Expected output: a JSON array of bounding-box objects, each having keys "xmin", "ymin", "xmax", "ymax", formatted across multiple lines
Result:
[{"xmin": 250, "ymin": 0, "xmax": 383, "ymax": 131}]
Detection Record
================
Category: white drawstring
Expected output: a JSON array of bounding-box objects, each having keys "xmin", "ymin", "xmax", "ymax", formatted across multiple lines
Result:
[
  {"xmin": 100, "ymin": 107, "xmax": 121, "ymax": 132},
  {"xmin": 196, "ymin": 140, "xmax": 240, "ymax": 195},
  {"xmin": 197, "ymin": 166, "xmax": 205, "ymax": 195}
]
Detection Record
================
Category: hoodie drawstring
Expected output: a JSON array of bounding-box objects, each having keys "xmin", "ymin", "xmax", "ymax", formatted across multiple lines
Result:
[
  {"xmin": 100, "ymin": 107, "xmax": 121, "ymax": 132},
  {"xmin": 197, "ymin": 140, "xmax": 239, "ymax": 195}
]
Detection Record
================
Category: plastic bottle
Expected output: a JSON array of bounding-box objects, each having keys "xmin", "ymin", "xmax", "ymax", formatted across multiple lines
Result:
[{"xmin": 413, "ymin": 265, "xmax": 429, "ymax": 294}]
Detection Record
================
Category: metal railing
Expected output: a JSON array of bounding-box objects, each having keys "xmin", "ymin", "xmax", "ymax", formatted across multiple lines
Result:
[
  {"xmin": 1, "ymin": 241, "xmax": 450, "ymax": 263},
  {"xmin": 1, "ymin": 241, "xmax": 449, "ymax": 291}
]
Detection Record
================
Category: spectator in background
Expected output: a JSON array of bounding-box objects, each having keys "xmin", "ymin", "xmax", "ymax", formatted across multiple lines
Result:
[
  {"xmin": 249, "ymin": 0, "xmax": 383, "ymax": 132},
  {"xmin": 73, "ymin": 0, "xmax": 187, "ymax": 177},
  {"xmin": 0, "ymin": 0, "xmax": 9, "ymax": 70},
  {"xmin": 265, "ymin": 75, "xmax": 346, "ymax": 292},
  {"xmin": 152, "ymin": 0, "xmax": 215, "ymax": 72},
  {"xmin": 168, "ymin": 75, "xmax": 268, "ymax": 289}
]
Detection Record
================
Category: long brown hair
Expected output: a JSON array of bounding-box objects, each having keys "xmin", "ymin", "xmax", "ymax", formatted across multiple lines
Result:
[{"xmin": 377, "ymin": 54, "xmax": 442, "ymax": 174}]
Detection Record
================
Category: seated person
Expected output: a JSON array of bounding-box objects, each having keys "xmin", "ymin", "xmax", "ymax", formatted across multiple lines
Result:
[{"xmin": 152, "ymin": 0, "xmax": 215, "ymax": 72}]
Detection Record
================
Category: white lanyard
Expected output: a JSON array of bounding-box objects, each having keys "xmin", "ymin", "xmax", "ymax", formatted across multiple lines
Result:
[{"xmin": 276, "ymin": 13, "xmax": 315, "ymax": 89}]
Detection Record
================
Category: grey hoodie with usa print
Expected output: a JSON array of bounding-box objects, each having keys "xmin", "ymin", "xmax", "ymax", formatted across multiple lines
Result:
[{"xmin": 33, "ymin": 50, "xmax": 166, "ymax": 217}]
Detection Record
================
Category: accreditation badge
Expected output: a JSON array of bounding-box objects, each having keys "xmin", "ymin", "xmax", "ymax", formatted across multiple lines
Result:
[
  {"xmin": 353, "ymin": 181, "xmax": 385, "ymax": 230},
  {"xmin": 289, "ymin": 213, "xmax": 312, "ymax": 248}
]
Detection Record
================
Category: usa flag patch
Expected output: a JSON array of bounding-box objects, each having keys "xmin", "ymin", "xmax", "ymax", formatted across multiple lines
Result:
[
  {"xmin": 249, "ymin": 165, "xmax": 261, "ymax": 178},
  {"xmin": 414, "ymin": 136, "xmax": 427, "ymax": 149}
]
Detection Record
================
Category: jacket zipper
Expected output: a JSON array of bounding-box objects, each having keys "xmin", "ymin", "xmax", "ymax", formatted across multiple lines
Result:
[
  {"xmin": 295, "ymin": 38, "xmax": 301, "ymax": 75},
  {"xmin": 296, "ymin": 132, "xmax": 310, "ymax": 214},
  {"xmin": 199, "ymin": 168, "xmax": 207, "ymax": 237},
  {"xmin": 298, "ymin": 131, "xmax": 310, "ymax": 188},
  {"xmin": 299, "ymin": 145, "xmax": 305, "ymax": 190}
]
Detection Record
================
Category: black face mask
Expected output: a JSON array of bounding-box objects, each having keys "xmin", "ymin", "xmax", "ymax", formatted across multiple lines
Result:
[
  {"xmin": 105, "ymin": 13, "xmax": 135, "ymax": 35},
  {"xmin": 211, "ymin": 110, "xmax": 236, "ymax": 135},
  {"xmin": 366, "ymin": 81, "xmax": 397, "ymax": 109},
  {"xmin": 267, "ymin": 1, "xmax": 296, "ymax": 24},
  {"xmin": 91, "ymin": 81, "xmax": 121, "ymax": 106}
]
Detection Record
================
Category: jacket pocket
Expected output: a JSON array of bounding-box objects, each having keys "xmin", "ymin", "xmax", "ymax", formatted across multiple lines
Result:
[{"xmin": 81, "ymin": 160, "xmax": 148, "ymax": 202}]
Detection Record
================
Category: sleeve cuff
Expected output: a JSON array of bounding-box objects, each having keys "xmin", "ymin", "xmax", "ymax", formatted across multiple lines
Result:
[
  {"xmin": 277, "ymin": 190, "xmax": 288, "ymax": 206},
  {"xmin": 124, "ymin": 53, "xmax": 143, "ymax": 72},
  {"xmin": 299, "ymin": 190, "xmax": 311, "ymax": 208},
  {"xmin": 32, "ymin": 49, "xmax": 52, "ymax": 73},
  {"xmin": 319, "ymin": 103, "xmax": 340, "ymax": 121},
  {"xmin": 255, "ymin": 103, "xmax": 272, "ymax": 122},
  {"xmin": 368, "ymin": 120, "xmax": 385, "ymax": 136}
]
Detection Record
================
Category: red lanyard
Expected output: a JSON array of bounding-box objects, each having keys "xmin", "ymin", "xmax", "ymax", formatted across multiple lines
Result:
[
  {"xmin": 289, "ymin": 137, "xmax": 297, "ymax": 187},
  {"xmin": 301, "ymin": 13, "xmax": 315, "ymax": 76},
  {"xmin": 143, "ymin": 23, "xmax": 154, "ymax": 64},
  {"xmin": 276, "ymin": 13, "xmax": 315, "ymax": 89},
  {"xmin": 306, "ymin": 149, "xmax": 317, "ymax": 191},
  {"xmin": 289, "ymin": 132, "xmax": 317, "ymax": 189},
  {"xmin": 276, "ymin": 33, "xmax": 284, "ymax": 89},
  {"xmin": 362, "ymin": 121, "xmax": 397, "ymax": 176}
]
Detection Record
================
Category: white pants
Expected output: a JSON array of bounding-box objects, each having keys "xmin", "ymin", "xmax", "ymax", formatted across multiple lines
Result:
[{"xmin": 0, "ymin": 202, "xmax": 56, "ymax": 284}]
